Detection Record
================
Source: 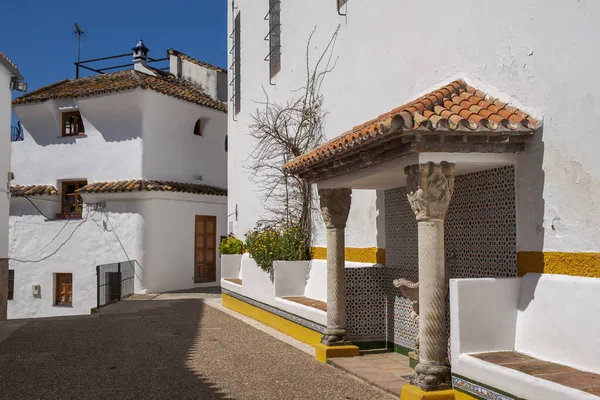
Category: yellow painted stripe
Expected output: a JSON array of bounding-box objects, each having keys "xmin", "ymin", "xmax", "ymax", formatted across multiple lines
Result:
[
  {"xmin": 311, "ymin": 247, "xmax": 385, "ymax": 264},
  {"xmin": 517, "ymin": 252, "xmax": 600, "ymax": 278},
  {"xmin": 222, "ymin": 294, "xmax": 322, "ymax": 347}
]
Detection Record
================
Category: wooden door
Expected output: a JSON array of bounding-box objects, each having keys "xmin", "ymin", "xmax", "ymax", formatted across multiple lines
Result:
[{"xmin": 195, "ymin": 215, "xmax": 217, "ymax": 283}]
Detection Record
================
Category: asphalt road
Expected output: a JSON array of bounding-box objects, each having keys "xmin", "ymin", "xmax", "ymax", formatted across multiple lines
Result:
[{"xmin": 0, "ymin": 299, "xmax": 391, "ymax": 400}]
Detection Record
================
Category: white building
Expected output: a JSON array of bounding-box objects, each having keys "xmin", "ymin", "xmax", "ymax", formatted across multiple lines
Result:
[
  {"xmin": 8, "ymin": 41, "xmax": 228, "ymax": 319},
  {"xmin": 225, "ymin": 0, "xmax": 599, "ymax": 396},
  {"xmin": 0, "ymin": 52, "xmax": 24, "ymax": 320}
]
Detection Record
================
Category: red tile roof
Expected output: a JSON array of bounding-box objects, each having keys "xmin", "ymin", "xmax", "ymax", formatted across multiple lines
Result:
[
  {"xmin": 77, "ymin": 180, "xmax": 227, "ymax": 196},
  {"xmin": 10, "ymin": 185, "xmax": 58, "ymax": 197},
  {"xmin": 167, "ymin": 49, "xmax": 226, "ymax": 73},
  {"xmin": 0, "ymin": 52, "xmax": 23, "ymax": 80},
  {"xmin": 284, "ymin": 79, "xmax": 541, "ymax": 175},
  {"xmin": 13, "ymin": 69, "xmax": 227, "ymax": 112}
]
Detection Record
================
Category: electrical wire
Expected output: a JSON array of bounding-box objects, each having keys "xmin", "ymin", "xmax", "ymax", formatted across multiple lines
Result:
[
  {"xmin": 23, "ymin": 196, "xmax": 56, "ymax": 220},
  {"xmin": 10, "ymin": 208, "xmax": 96, "ymax": 263}
]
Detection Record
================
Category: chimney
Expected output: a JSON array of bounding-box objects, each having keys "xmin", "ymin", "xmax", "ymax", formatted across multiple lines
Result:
[{"xmin": 132, "ymin": 39, "xmax": 155, "ymax": 75}]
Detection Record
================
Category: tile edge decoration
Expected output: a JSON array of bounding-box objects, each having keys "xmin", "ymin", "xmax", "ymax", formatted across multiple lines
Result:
[{"xmin": 452, "ymin": 375, "xmax": 520, "ymax": 400}]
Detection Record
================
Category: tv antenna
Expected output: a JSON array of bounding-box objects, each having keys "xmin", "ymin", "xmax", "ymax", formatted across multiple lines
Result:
[{"xmin": 73, "ymin": 22, "xmax": 85, "ymax": 78}]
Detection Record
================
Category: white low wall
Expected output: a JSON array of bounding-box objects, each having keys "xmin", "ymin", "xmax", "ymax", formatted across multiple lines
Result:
[{"xmin": 221, "ymin": 254, "xmax": 327, "ymax": 326}]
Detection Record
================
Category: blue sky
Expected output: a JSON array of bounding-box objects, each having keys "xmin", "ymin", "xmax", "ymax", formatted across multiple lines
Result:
[{"xmin": 1, "ymin": 0, "xmax": 227, "ymax": 96}]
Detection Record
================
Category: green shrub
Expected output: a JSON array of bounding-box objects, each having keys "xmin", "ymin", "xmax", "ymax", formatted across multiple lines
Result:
[
  {"xmin": 245, "ymin": 224, "xmax": 310, "ymax": 272},
  {"xmin": 218, "ymin": 235, "xmax": 244, "ymax": 255}
]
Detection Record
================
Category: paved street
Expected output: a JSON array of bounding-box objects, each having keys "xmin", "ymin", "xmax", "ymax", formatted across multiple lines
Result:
[{"xmin": 0, "ymin": 298, "xmax": 392, "ymax": 400}]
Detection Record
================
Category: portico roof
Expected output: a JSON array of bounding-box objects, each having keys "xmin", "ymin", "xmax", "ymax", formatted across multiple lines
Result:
[{"xmin": 283, "ymin": 80, "xmax": 541, "ymax": 181}]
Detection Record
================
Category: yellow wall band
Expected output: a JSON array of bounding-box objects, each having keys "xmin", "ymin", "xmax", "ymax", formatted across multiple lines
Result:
[
  {"xmin": 222, "ymin": 293, "xmax": 322, "ymax": 347},
  {"xmin": 311, "ymin": 247, "xmax": 386, "ymax": 264},
  {"xmin": 310, "ymin": 247, "xmax": 598, "ymax": 278},
  {"xmin": 517, "ymin": 251, "xmax": 600, "ymax": 278}
]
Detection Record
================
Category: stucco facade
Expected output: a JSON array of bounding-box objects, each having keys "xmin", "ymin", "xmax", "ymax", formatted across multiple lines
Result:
[{"xmin": 227, "ymin": 0, "xmax": 599, "ymax": 261}]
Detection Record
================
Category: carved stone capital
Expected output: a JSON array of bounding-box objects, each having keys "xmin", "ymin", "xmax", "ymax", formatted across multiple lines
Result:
[
  {"xmin": 404, "ymin": 162, "xmax": 455, "ymax": 221},
  {"xmin": 318, "ymin": 188, "xmax": 352, "ymax": 229}
]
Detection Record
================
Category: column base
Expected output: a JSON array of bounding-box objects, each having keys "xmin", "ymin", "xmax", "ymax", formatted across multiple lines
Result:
[
  {"xmin": 401, "ymin": 385, "xmax": 456, "ymax": 400},
  {"xmin": 315, "ymin": 343, "xmax": 359, "ymax": 363}
]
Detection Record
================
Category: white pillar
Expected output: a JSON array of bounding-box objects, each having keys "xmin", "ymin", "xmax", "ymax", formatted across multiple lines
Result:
[
  {"xmin": 405, "ymin": 162, "xmax": 455, "ymax": 391},
  {"xmin": 0, "ymin": 258, "xmax": 8, "ymax": 320},
  {"xmin": 319, "ymin": 188, "xmax": 352, "ymax": 345}
]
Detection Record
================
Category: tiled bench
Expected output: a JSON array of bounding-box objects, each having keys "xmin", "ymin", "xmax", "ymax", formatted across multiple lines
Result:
[{"xmin": 282, "ymin": 296, "xmax": 327, "ymax": 312}]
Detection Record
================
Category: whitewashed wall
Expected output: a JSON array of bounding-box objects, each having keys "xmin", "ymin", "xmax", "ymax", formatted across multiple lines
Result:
[
  {"xmin": 0, "ymin": 68, "xmax": 11, "ymax": 259},
  {"xmin": 142, "ymin": 92, "xmax": 228, "ymax": 188},
  {"xmin": 8, "ymin": 198, "xmax": 144, "ymax": 318},
  {"xmin": 227, "ymin": 0, "xmax": 600, "ymax": 253},
  {"xmin": 142, "ymin": 192, "xmax": 227, "ymax": 292}
]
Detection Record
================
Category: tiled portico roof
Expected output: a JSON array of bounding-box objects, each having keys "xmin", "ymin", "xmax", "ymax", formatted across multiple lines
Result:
[
  {"xmin": 13, "ymin": 69, "xmax": 227, "ymax": 112},
  {"xmin": 10, "ymin": 185, "xmax": 59, "ymax": 197},
  {"xmin": 77, "ymin": 180, "xmax": 227, "ymax": 196},
  {"xmin": 284, "ymin": 79, "xmax": 541, "ymax": 179}
]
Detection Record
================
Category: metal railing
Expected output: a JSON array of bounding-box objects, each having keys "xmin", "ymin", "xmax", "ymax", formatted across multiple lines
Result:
[
  {"xmin": 96, "ymin": 260, "xmax": 135, "ymax": 308},
  {"xmin": 11, "ymin": 123, "xmax": 24, "ymax": 142}
]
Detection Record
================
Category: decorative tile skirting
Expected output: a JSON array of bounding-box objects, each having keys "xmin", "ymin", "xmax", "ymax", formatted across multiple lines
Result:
[
  {"xmin": 221, "ymin": 289, "xmax": 325, "ymax": 333},
  {"xmin": 452, "ymin": 375, "xmax": 519, "ymax": 400}
]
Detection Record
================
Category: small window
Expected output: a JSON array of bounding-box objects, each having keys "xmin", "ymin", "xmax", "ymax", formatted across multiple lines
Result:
[
  {"xmin": 59, "ymin": 180, "xmax": 87, "ymax": 218},
  {"xmin": 8, "ymin": 270, "xmax": 14, "ymax": 300},
  {"xmin": 224, "ymin": 135, "xmax": 228, "ymax": 152},
  {"xmin": 55, "ymin": 273, "xmax": 73, "ymax": 306},
  {"xmin": 194, "ymin": 119, "xmax": 202, "ymax": 136},
  {"xmin": 62, "ymin": 111, "xmax": 85, "ymax": 136}
]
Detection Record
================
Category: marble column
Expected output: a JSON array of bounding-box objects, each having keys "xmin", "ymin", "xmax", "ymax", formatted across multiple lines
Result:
[
  {"xmin": 318, "ymin": 188, "xmax": 352, "ymax": 346},
  {"xmin": 0, "ymin": 258, "xmax": 8, "ymax": 321},
  {"xmin": 405, "ymin": 162, "xmax": 455, "ymax": 391}
]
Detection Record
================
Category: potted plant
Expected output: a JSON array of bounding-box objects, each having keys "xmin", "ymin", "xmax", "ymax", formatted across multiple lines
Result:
[{"xmin": 219, "ymin": 235, "xmax": 244, "ymax": 280}]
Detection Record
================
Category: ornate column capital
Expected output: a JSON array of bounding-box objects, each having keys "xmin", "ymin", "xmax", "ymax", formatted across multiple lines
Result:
[
  {"xmin": 318, "ymin": 188, "xmax": 352, "ymax": 229},
  {"xmin": 404, "ymin": 162, "xmax": 455, "ymax": 221}
]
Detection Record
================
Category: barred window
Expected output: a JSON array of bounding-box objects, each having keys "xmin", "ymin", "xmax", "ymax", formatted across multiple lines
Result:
[
  {"xmin": 230, "ymin": 12, "xmax": 241, "ymax": 116},
  {"xmin": 266, "ymin": 0, "xmax": 281, "ymax": 80}
]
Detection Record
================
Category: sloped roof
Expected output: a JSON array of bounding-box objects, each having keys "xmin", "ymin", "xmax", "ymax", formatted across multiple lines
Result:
[
  {"xmin": 0, "ymin": 52, "xmax": 23, "ymax": 80},
  {"xmin": 167, "ymin": 49, "xmax": 226, "ymax": 73},
  {"xmin": 10, "ymin": 185, "xmax": 58, "ymax": 197},
  {"xmin": 13, "ymin": 69, "xmax": 227, "ymax": 112},
  {"xmin": 284, "ymin": 79, "xmax": 541, "ymax": 176},
  {"xmin": 77, "ymin": 180, "xmax": 227, "ymax": 196}
]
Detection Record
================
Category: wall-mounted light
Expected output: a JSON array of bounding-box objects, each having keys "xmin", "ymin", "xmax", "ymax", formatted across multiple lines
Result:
[{"xmin": 10, "ymin": 79, "xmax": 27, "ymax": 92}]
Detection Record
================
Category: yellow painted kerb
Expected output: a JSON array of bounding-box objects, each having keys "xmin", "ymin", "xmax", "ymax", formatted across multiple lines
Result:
[
  {"xmin": 315, "ymin": 343, "xmax": 359, "ymax": 363},
  {"xmin": 222, "ymin": 294, "xmax": 322, "ymax": 347},
  {"xmin": 311, "ymin": 247, "xmax": 386, "ymax": 264},
  {"xmin": 400, "ymin": 385, "xmax": 458, "ymax": 400},
  {"xmin": 517, "ymin": 252, "xmax": 600, "ymax": 278}
]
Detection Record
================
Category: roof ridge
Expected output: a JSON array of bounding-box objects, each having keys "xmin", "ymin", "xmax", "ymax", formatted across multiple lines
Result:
[{"xmin": 167, "ymin": 48, "xmax": 226, "ymax": 73}]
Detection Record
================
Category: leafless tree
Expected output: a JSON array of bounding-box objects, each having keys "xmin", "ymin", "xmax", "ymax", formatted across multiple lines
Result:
[{"xmin": 247, "ymin": 25, "xmax": 340, "ymax": 239}]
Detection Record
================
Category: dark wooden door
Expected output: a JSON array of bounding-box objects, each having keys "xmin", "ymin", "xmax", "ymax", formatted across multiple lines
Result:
[{"xmin": 195, "ymin": 215, "xmax": 217, "ymax": 283}]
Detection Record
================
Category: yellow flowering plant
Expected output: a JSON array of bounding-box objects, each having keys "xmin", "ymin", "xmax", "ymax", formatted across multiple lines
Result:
[
  {"xmin": 245, "ymin": 224, "xmax": 310, "ymax": 272},
  {"xmin": 218, "ymin": 234, "xmax": 244, "ymax": 255}
]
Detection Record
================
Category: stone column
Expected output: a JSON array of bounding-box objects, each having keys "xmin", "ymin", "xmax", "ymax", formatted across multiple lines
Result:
[
  {"xmin": 405, "ymin": 162, "xmax": 455, "ymax": 391},
  {"xmin": 0, "ymin": 259, "xmax": 8, "ymax": 321},
  {"xmin": 318, "ymin": 188, "xmax": 352, "ymax": 345}
]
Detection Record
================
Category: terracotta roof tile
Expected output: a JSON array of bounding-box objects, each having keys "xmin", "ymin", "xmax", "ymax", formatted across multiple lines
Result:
[
  {"xmin": 167, "ymin": 49, "xmax": 226, "ymax": 73},
  {"xmin": 10, "ymin": 185, "xmax": 58, "ymax": 197},
  {"xmin": 13, "ymin": 69, "xmax": 227, "ymax": 112},
  {"xmin": 283, "ymin": 79, "xmax": 541, "ymax": 174},
  {"xmin": 77, "ymin": 180, "xmax": 227, "ymax": 196},
  {"xmin": 0, "ymin": 52, "xmax": 23, "ymax": 80}
]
